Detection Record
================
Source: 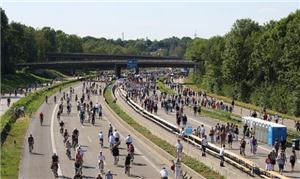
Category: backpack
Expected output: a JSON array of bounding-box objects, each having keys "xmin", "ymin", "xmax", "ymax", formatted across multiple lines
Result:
[
  {"xmin": 253, "ymin": 139, "xmax": 257, "ymax": 146},
  {"xmin": 290, "ymin": 155, "xmax": 295, "ymax": 162},
  {"xmin": 171, "ymin": 164, "xmax": 175, "ymax": 171}
]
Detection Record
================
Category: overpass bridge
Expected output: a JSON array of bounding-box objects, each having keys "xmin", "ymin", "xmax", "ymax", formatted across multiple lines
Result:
[{"xmin": 16, "ymin": 53, "xmax": 198, "ymax": 77}]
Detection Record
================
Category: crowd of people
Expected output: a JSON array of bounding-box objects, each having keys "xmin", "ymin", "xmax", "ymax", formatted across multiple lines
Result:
[
  {"xmin": 22, "ymin": 71, "xmax": 299, "ymax": 178},
  {"xmin": 121, "ymin": 72, "xmax": 299, "ymax": 176},
  {"xmin": 27, "ymin": 76, "xmax": 140, "ymax": 179}
]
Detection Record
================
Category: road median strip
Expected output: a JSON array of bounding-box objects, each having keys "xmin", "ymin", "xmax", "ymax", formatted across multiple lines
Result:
[{"xmin": 104, "ymin": 83, "xmax": 224, "ymax": 179}]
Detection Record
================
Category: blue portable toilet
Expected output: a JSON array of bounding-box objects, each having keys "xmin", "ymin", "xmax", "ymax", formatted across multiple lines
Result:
[
  {"xmin": 242, "ymin": 116, "xmax": 287, "ymax": 146},
  {"xmin": 268, "ymin": 124, "xmax": 287, "ymax": 145}
]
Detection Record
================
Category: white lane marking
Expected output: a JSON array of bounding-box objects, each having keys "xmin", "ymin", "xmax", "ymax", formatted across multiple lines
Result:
[
  {"xmin": 87, "ymin": 136, "xmax": 92, "ymax": 143},
  {"xmin": 103, "ymin": 116, "xmax": 161, "ymax": 173},
  {"xmin": 51, "ymin": 103, "xmax": 63, "ymax": 177}
]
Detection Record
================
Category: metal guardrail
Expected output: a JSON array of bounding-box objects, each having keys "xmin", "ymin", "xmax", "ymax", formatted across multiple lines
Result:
[{"xmin": 116, "ymin": 87, "xmax": 290, "ymax": 179}]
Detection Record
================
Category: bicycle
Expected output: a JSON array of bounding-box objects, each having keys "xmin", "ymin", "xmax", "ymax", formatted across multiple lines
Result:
[
  {"xmin": 40, "ymin": 116, "xmax": 43, "ymax": 126},
  {"xmin": 29, "ymin": 143, "xmax": 33, "ymax": 153},
  {"xmin": 98, "ymin": 160, "xmax": 104, "ymax": 174},
  {"xmin": 125, "ymin": 165, "xmax": 130, "ymax": 176}
]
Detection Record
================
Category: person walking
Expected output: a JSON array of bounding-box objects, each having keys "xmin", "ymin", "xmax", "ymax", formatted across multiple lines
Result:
[
  {"xmin": 240, "ymin": 138, "xmax": 246, "ymax": 156},
  {"xmin": 289, "ymin": 150, "xmax": 297, "ymax": 172},
  {"xmin": 269, "ymin": 149, "xmax": 277, "ymax": 169},
  {"xmin": 176, "ymin": 140, "xmax": 183, "ymax": 161},
  {"xmin": 209, "ymin": 127, "xmax": 215, "ymax": 143},
  {"xmin": 174, "ymin": 159, "xmax": 182, "ymax": 179},
  {"xmin": 276, "ymin": 150, "xmax": 287, "ymax": 174},
  {"xmin": 265, "ymin": 155, "xmax": 273, "ymax": 171},
  {"xmin": 219, "ymin": 144, "xmax": 225, "ymax": 167},
  {"xmin": 201, "ymin": 135, "xmax": 208, "ymax": 157}
]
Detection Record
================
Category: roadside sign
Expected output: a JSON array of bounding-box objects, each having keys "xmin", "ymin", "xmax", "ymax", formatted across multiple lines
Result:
[
  {"xmin": 127, "ymin": 59, "xmax": 138, "ymax": 69},
  {"xmin": 185, "ymin": 126, "xmax": 193, "ymax": 136}
]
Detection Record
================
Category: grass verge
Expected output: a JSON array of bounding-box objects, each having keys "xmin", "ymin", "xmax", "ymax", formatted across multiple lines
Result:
[
  {"xmin": 39, "ymin": 69, "xmax": 69, "ymax": 80},
  {"xmin": 104, "ymin": 84, "xmax": 224, "ymax": 179},
  {"xmin": 156, "ymin": 80, "xmax": 176, "ymax": 95},
  {"xmin": 1, "ymin": 71, "xmax": 52, "ymax": 93},
  {"xmin": 0, "ymin": 79, "xmax": 82, "ymax": 179}
]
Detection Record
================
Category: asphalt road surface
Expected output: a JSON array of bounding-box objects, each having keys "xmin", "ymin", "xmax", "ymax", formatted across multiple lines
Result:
[
  {"xmin": 117, "ymin": 86, "xmax": 300, "ymax": 179},
  {"xmin": 19, "ymin": 82, "xmax": 171, "ymax": 179},
  {"xmin": 114, "ymin": 88, "xmax": 251, "ymax": 178}
]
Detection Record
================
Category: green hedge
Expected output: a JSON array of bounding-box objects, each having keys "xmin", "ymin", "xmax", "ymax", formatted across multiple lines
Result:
[{"xmin": 104, "ymin": 84, "xmax": 224, "ymax": 179}]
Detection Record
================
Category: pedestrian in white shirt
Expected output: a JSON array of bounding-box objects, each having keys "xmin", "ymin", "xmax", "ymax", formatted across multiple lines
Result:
[
  {"xmin": 98, "ymin": 151, "xmax": 105, "ymax": 163},
  {"xmin": 219, "ymin": 144, "xmax": 225, "ymax": 167},
  {"xmin": 176, "ymin": 139, "xmax": 183, "ymax": 161},
  {"xmin": 109, "ymin": 133, "xmax": 115, "ymax": 150},
  {"xmin": 200, "ymin": 124, "xmax": 205, "ymax": 138},
  {"xmin": 125, "ymin": 134, "xmax": 133, "ymax": 147},
  {"xmin": 98, "ymin": 131, "xmax": 104, "ymax": 146},
  {"xmin": 160, "ymin": 167, "xmax": 168, "ymax": 179},
  {"xmin": 113, "ymin": 129, "xmax": 120, "ymax": 143},
  {"xmin": 202, "ymin": 135, "xmax": 208, "ymax": 156}
]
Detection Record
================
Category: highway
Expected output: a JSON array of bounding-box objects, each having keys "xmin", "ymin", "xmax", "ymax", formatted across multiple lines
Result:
[
  {"xmin": 19, "ymin": 82, "xmax": 171, "ymax": 179},
  {"xmin": 116, "ymin": 83, "xmax": 300, "ymax": 179},
  {"xmin": 114, "ymin": 87, "xmax": 251, "ymax": 178}
]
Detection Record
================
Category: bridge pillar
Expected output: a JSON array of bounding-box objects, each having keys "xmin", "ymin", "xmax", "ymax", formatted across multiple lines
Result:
[
  {"xmin": 115, "ymin": 66, "xmax": 121, "ymax": 78},
  {"xmin": 135, "ymin": 67, "xmax": 139, "ymax": 74}
]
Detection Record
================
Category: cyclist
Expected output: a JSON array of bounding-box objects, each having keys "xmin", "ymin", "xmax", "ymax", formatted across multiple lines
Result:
[
  {"xmin": 108, "ymin": 124, "xmax": 113, "ymax": 138},
  {"xmin": 59, "ymin": 120, "xmax": 65, "ymax": 134},
  {"xmin": 98, "ymin": 151, "xmax": 105, "ymax": 174},
  {"xmin": 28, "ymin": 134, "xmax": 34, "ymax": 153},
  {"xmin": 51, "ymin": 153, "xmax": 59, "ymax": 177},
  {"xmin": 66, "ymin": 139, "xmax": 72, "ymax": 160},
  {"xmin": 74, "ymin": 160, "xmax": 82, "ymax": 175},
  {"xmin": 113, "ymin": 129, "xmax": 120, "ymax": 143},
  {"xmin": 112, "ymin": 143, "xmax": 119, "ymax": 165},
  {"xmin": 128, "ymin": 143, "xmax": 135, "ymax": 162},
  {"xmin": 67, "ymin": 104, "xmax": 71, "ymax": 115},
  {"xmin": 99, "ymin": 104, "xmax": 102, "ymax": 119},
  {"xmin": 125, "ymin": 134, "xmax": 133, "ymax": 148},
  {"xmin": 108, "ymin": 133, "xmax": 115, "ymax": 150},
  {"xmin": 75, "ymin": 150, "xmax": 83, "ymax": 166},
  {"xmin": 54, "ymin": 96, "xmax": 57, "ymax": 103},
  {"xmin": 73, "ymin": 171, "xmax": 82, "ymax": 179},
  {"xmin": 57, "ymin": 111, "xmax": 61, "ymax": 121},
  {"xmin": 98, "ymin": 131, "xmax": 104, "ymax": 148},
  {"xmin": 63, "ymin": 129, "xmax": 69, "ymax": 143},
  {"xmin": 39, "ymin": 112, "xmax": 44, "ymax": 125},
  {"xmin": 125, "ymin": 153, "xmax": 131, "ymax": 176},
  {"xmin": 45, "ymin": 95, "xmax": 48, "ymax": 103}
]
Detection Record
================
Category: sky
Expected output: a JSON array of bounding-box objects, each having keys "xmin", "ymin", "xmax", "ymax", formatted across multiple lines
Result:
[{"xmin": 1, "ymin": 0, "xmax": 300, "ymax": 40}]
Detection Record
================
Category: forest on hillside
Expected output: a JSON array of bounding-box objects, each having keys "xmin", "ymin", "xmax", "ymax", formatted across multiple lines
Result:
[
  {"xmin": 185, "ymin": 10, "xmax": 300, "ymax": 116},
  {"xmin": 1, "ymin": 7, "xmax": 299, "ymax": 116},
  {"xmin": 1, "ymin": 8, "xmax": 191, "ymax": 74}
]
